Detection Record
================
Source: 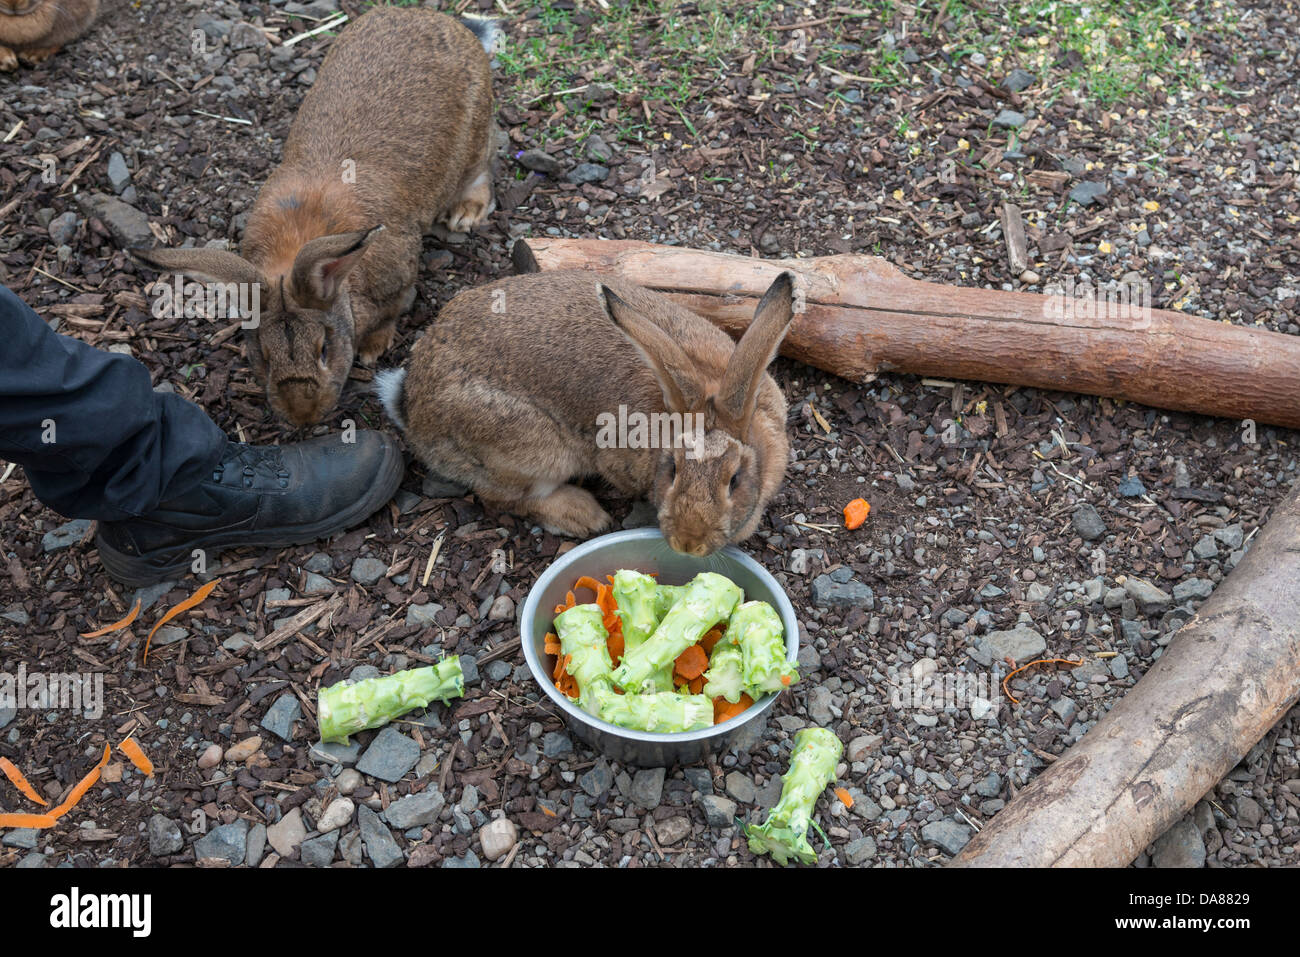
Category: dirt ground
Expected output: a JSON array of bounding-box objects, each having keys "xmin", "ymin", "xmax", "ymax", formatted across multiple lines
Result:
[{"xmin": 1, "ymin": 0, "xmax": 1298, "ymax": 868}]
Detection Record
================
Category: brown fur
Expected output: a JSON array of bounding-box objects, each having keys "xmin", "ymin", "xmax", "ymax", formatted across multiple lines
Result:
[
  {"xmin": 0, "ymin": 0, "xmax": 98, "ymax": 69},
  {"xmin": 385, "ymin": 270, "xmax": 796, "ymax": 555},
  {"xmin": 134, "ymin": 7, "xmax": 496, "ymax": 426}
]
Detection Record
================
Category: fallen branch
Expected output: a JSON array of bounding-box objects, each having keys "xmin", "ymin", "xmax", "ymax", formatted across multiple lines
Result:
[
  {"xmin": 515, "ymin": 238, "xmax": 1300, "ymax": 430},
  {"xmin": 950, "ymin": 483, "xmax": 1300, "ymax": 867}
]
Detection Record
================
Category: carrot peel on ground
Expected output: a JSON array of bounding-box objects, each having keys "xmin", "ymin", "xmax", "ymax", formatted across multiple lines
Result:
[
  {"xmin": 143, "ymin": 579, "xmax": 220, "ymax": 663},
  {"xmin": 118, "ymin": 738, "xmax": 154, "ymax": 777},
  {"xmin": 80, "ymin": 599, "xmax": 142, "ymax": 638},
  {"xmin": 0, "ymin": 757, "xmax": 48, "ymax": 806},
  {"xmin": 843, "ymin": 498, "xmax": 871, "ymax": 529},
  {"xmin": 1001, "ymin": 657, "xmax": 1086, "ymax": 705},
  {"xmin": 0, "ymin": 743, "xmax": 111, "ymax": 830},
  {"xmin": 835, "ymin": 787, "xmax": 854, "ymax": 809}
]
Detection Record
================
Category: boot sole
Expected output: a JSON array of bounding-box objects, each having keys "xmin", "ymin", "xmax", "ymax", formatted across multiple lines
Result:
[{"xmin": 96, "ymin": 445, "xmax": 406, "ymax": 589}]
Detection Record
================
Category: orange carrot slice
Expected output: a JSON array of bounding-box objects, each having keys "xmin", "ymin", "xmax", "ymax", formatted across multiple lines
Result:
[
  {"xmin": 544, "ymin": 632, "xmax": 562, "ymax": 655},
  {"xmin": 699, "ymin": 627, "xmax": 725, "ymax": 656},
  {"xmin": 0, "ymin": 757, "xmax": 48, "ymax": 807},
  {"xmin": 0, "ymin": 743, "xmax": 111, "ymax": 830},
  {"xmin": 143, "ymin": 579, "xmax": 220, "ymax": 663},
  {"xmin": 674, "ymin": 644, "xmax": 709, "ymax": 681},
  {"xmin": 688, "ymin": 675, "xmax": 704, "ymax": 695},
  {"xmin": 80, "ymin": 599, "xmax": 142, "ymax": 638},
  {"xmin": 843, "ymin": 498, "xmax": 871, "ymax": 529},
  {"xmin": 835, "ymin": 787, "xmax": 854, "ymax": 808},
  {"xmin": 118, "ymin": 738, "xmax": 154, "ymax": 777},
  {"xmin": 713, "ymin": 693, "xmax": 754, "ymax": 724}
]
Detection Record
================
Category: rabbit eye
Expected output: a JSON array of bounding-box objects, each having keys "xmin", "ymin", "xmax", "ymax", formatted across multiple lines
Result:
[
  {"xmin": 729, "ymin": 471, "xmax": 741, "ymax": 495},
  {"xmin": 319, "ymin": 340, "xmax": 329, "ymax": 365}
]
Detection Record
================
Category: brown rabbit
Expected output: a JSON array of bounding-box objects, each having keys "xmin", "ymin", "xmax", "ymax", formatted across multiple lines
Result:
[
  {"xmin": 0, "ymin": 0, "xmax": 98, "ymax": 70},
  {"xmin": 375, "ymin": 269, "xmax": 797, "ymax": 556},
  {"xmin": 134, "ymin": 6, "xmax": 498, "ymax": 427}
]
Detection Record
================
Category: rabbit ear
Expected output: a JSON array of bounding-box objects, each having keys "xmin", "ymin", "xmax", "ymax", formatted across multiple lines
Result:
[
  {"xmin": 598, "ymin": 283, "xmax": 701, "ymax": 414},
  {"xmin": 715, "ymin": 271, "xmax": 796, "ymax": 436},
  {"xmin": 132, "ymin": 247, "xmax": 267, "ymax": 289},
  {"xmin": 287, "ymin": 225, "xmax": 383, "ymax": 310}
]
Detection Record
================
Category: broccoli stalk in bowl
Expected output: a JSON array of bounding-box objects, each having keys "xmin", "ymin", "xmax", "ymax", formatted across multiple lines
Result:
[
  {"xmin": 610, "ymin": 571, "xmax": 742, "ymax": 694},
  {"xmin": 746, "ymin": 727, "xmax": 843, "ymax": 865},
  {"xmin": 318, "ymin": 659, "xmax": 464, "ymax": 744},
  {"xmin": 731, "ymin": 601, "xmax": 799, "ymax": 694},
  {"xmin": 610, "ymin": 570, "xmax": 675, "ymax": 692}
]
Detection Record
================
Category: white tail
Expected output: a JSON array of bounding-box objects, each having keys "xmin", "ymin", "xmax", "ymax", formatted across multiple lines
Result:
[{"xmin": 373, "ymin": 368, "xmax": 408, "ymax": 430}]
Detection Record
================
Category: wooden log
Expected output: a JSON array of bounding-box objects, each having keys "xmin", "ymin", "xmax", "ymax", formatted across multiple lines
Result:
[
  {"xmin": 950, "ymin": 484, "xmax": 1300, "ymax": 867},
  {"xmin": 516, "ymin": 237, "xmax": 1300, "ymax": 430}
]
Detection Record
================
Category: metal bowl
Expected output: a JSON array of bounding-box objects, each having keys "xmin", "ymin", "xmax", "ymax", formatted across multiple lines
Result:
[{"xmin": 520, "ymin": 528, "xmax": 799, "ymax": 767}]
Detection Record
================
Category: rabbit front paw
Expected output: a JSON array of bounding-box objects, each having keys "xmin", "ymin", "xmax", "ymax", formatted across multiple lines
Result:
[
  {"xmin": 18, "ymin": 46, "xmax": 61, "ymax": 66},
  {"xmin": 443, "ymin": 172, "xmax": 494, "ymax": 233},
  {"xmin": 531, "ymin": 485, "xmax": 611, "ymax": 539},
  {"xmin": 0, "ymin": 47, "xmax": 18, "ymax": 72}
]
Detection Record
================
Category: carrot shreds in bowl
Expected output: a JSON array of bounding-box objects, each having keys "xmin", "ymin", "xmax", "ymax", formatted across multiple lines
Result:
[{"xmin": 713, "ymin": 693, "xmax": 754, "ymax": 724}]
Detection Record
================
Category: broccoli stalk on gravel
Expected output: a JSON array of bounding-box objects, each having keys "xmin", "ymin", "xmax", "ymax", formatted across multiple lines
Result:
[
  {"xmin": 318, "ymin": 658, "xmax": 463, "ymax": 744},
  {"xmin": 554, "ymin": 603, "xmax": 616, "ymax": 716},
  {"xmin": 730, "ymin": 601, "xmax": 799, "ymax": 694},
  {"xmin": 746, "ymin": 727, "xmax": 843, "ymax": 866},
  {"xmin": 610, "ymin": 571, "xmax": 742, "ymax": 694}
]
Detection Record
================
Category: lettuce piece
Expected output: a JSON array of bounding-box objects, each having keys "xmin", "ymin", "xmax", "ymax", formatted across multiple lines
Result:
[
  {"xmin": 702, "ymin": 639, "xmax": 746, "ymax": 704},
  {"xmin": 610, "ymin": 572, "xmax": 742, "ymax": 694},
  {"xmin": 746, "ymin": 727, "xmax": 843, "ymax": 865},
  {"xmin": 318, "ymin": 659, "xmax": 463, "ymax": 744},
  {"xmin": 589, "ymin": 681, "xmax": 713, "ymax": 733},
  {"xmin": 729, "ymin": 601, "xmax": 799, "ymax": 695},
  {"xmin": 554, "ymin": 603, "xmax": 615, "ymax": 716}
]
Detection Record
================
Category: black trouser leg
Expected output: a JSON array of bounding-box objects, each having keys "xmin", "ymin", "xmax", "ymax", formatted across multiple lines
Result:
[{"xmin": 0, "ymin": 284, "xmax": 227, "ymax": 522}]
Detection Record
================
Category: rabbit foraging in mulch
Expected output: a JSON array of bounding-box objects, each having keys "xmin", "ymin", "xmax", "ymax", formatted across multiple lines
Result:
[
  {"xmin": 135, "ymin": 6, "xmax": 499, "ymax": 426},
  {"xmin": 376, "ymin": 269, "xmax": 798, "ymax": 556},
  {"xmin": 0, "ymin": 0, "xmax": 99, "ymax": 70}
]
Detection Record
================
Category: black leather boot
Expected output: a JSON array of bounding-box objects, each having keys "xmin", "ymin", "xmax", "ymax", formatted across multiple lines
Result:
[{"xmin": 95, "ymin": 431, "xmax": 404, "ymax": 587}]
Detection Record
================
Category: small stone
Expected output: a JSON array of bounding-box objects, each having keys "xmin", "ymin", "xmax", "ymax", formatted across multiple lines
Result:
[
  {"xmin": 302, "ymin": 572, "xmax": 335, "ymax": 594},
  {"xmin": 1173, "ymin": 578, "xmax": 1213, "ymax": 602},
  {"xmin": 807, "ymin": 686, "xmax": 836, "ymax": 725},
  {"xmin": 309, "ymin": 739, "xmax": 361, "ymax": 766},
  {"xmin": 567, "ymin": 163, "xmax": 609, "ymax": 184},
  {"xmin": 356, "ymin": 727, "xmax": 421, "ymax": 782},
  {"xmin": 1071, "ymin": 504, "xmax": 1107, "ymax": 541},
  {"xmin": 584, "ymin": 135, "xmax": 614, "ymax": 163},
  {"xmin": 488, "ymin": 595, "xmax": 515, "ymax": 621},
  {"xmin": 992, "ymin": 109, "xmax": 1025, "ymax": 128},
  {"xmin": 335, "ymin": 768, "xmax": 362, "ymax": 795},
  {"xmin": 629, "ymin": 767, "xmax": 666, "ymax": 808},
  {"xmin": 845, "ymin": 836, "xmax": 877, "ymax": 864},
  {"xmin": 516, "ymin": 148, "xmax": 564, "ymax": 175},
  {"xmin": 194, "ymin": 819, "xmax": 249, "ymax": 866},
  {"xmin": 384, "ymin": 790, "xmax": 445, "ymax": 829},
  {"xmin": 107, "ymin": 152, "xmax": 131, "ymax": 194},
  {"xmin": 982, "ymin": 626, "xmax": 1046, "ymax": 661},
  {"xmin": 47, "ymin": 211, "xmax": 79, "ymax": 245},
  {"xmin": 245, "ymin": 823, "xmax": 267, "ymax": 868},
  {"xmin": 542, "ymin": 731, "xmax": 573, "ymax": 758},
  {"xmin": 300, "ymin": 831, "xmax": 339, "ymax": 867},
  {"xmin": 725, "ymin": 771, "xmax": 756, "ymax": 804},
  {"xmin": 699, "ymin": 794, "xmax": 737, "ymax": 828},
  {"xmin": 1192, "ymin": 535, "xmax": 1219, "ymax": 560},
  {"xmin": 41, "ymin": 519, "xmax": 93, "ymax": 553},
  {"xmin": 1109, "ymin": 655, "xmax": 1130, "ymax": 679},
  {"xmin": 197, "ymin": 743, "xmax": 223, "ymax": 769},
  {"xmin": 266, "ymin": 808, "xmax": 307, "ymax": 857},
  {"xmin": 147, "ymin": 815, "xmax": 184, "ymax": 856},
  {"xmin": 406, "ymin": 602, "xmax": 444, "ymax": 628},
  {"xmin": 579, "ymin": 762, "xmax": 614, "ymax": 798},
  {"xmin": 443, "ymin": 851, "xmax": 480, "ymax": 868},
  {"xmin": 1069, "ymin": 181, "xmax": 1109, "ymax": 206},
  {"xmin": 1026, "ymin": 583, "xmax": 1051, "ymax": 602},
  {"xmin": 1118, "ymin": 476, "xmax": 1147, "ymax": 497},
  {"xmin": 260, "ymin": 693, "xmax": 301, "ymax": 742},
  {"xmin": 1125, "ymin": 578, "xmax": 1173, "ymax": 615},
  {"xmin": 229, "ymin": 21, "xmax": 269, "ymax": 49},
  {"xmin": 1235, "ymin": 796, "xmax": 1263, "ymax": 828},
  {"xmin": 76, "ymin": 193, "xmax": 153, "ymax": 249},
  {"xmin": 1051, "ymin": 696, "xmax": 1078, "ymax": 725},
  {"xmin": 920, "ymin": 820, "xmax": 972, "ymax": 856},
  {"xmin": 655, "ymin": 817, "xmax": 691, "ymax": 846},
  {"xmin": 223, "ymin": 736, "xmax": 262, "ymax": 763},
  {"xmin": 316, "ymin": 797, "xmax": 355, "ymax": 833},
  {"xmin": 847, "ymin": 735, "xmax": 882, "ymax": 762},
  {"xmin": 811, "ymin": 574, "xmax": 874, "ymax": 608},
  {"xmin": 350, "ymin": 556, "xmax": 388, "ymax": 586},
  {"xmin": 479, "ymin": 818, "xmax": 518, "ymax": 861},
  {"xmin": 2, "ymin": 828, "xmax": 37, "ymax": 850},
  {"xmin": 1151, "ymin": 817, "xmax": 1206, "ymax": 868},
  {"xmin": 1002, "ymin": 68, "xmax": 1035, "ymax": 92},
  {"xmin": 358, "ymin": 805, "xmax": 404, "ymax": 868},
  {"xmin": 975, "ymin": 772, "xmax": 1002, "ymax": 798}
]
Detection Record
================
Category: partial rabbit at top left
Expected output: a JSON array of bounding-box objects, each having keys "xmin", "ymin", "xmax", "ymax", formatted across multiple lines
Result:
[{"xmin": 0, "ymin": 0, "xmax": 99, "ymax": 71}]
